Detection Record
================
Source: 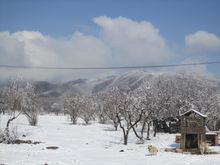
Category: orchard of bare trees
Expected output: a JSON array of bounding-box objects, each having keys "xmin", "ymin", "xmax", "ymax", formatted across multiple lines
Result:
[
  {"xmin": 1, "ymin": 73, "xmax": 220, "ymax": 145},
  {"xmin": 62, "ymin": 73, "xmax": 220, "ymax": 145}
]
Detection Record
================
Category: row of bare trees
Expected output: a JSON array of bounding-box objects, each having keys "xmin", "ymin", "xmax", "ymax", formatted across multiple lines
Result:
[
  {"xmin": 1, "ymin": 73, "xmax": 220, "ymax": 145},
  {"xmin": 63, "ymin": 74, "xmax": 220, "ymax": 145}
]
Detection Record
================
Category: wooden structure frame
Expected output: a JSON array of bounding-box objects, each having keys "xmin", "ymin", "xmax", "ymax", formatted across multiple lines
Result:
[{"xmin": 180, "ymin": 109, "xmax": 207, "ymax": 151}]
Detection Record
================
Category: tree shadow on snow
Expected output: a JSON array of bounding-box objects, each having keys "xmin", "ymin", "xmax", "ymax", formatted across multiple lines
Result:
[{"xmin": 103, "ymin": 127, "xmax": 117, "ymax": 132}]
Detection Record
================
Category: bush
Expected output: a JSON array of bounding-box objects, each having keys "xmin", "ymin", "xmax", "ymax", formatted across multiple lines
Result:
[{"xmin": 0, "ymin": 127, "xmax": 17, "ymax": 144}]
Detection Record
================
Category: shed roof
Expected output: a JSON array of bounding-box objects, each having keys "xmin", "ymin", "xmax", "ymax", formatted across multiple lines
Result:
[
  {"xmin": 180, "ymin": 109, "xmax": 207, "ymax": 118},
  {"xmin": 206, "ymin": 131, "xmax": 218, "ymax": 135}
]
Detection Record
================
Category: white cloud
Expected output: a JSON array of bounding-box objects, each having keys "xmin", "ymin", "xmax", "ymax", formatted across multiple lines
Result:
[
  {"xmin": 3, "ymin": 18, "xmax": 220, "ymax": 81},
  {"xmin": 185, "ymin": 31, "xmax": 220, "ymax": 52},
  {"xmin": 174, "ymin": 58, "xmax": 214, "ymax": 78},
  {"xmin": 0, "ymin": 31, "xmax": 112, "ymax": 80},
  {"xmin": 94, "ymin": 16, "xmax": 171, "ymax": 66},
  {"xmin": 0, "ymin": 16, "xmax": 173, "ymax": 80}
]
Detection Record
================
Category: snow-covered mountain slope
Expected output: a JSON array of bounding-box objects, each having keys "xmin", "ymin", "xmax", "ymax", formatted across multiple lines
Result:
[
  {"xmin": 1, "ymin": 70, "xmax": 219, "ymax": 97},
  {"xmin": 1, "ymin": 70, "xmax": 220, "ymax": 113},
  {"xmin": 92, "ymin": 70, "xmax": 148, "ymax": 93}
]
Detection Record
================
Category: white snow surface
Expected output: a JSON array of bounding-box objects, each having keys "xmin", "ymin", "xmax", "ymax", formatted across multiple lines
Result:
[{"xmin": 1, "ymin": 115, "xmax": 220, "ymax": 165}]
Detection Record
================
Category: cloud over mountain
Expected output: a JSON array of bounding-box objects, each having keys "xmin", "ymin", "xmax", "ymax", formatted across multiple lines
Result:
[
  {"xmin": 1, "ymin": 17, "xmax": 219, "ymax": 80},
  {"xmin": 94, "ymin": 16, "xmax": 171, "ymax": 65}
]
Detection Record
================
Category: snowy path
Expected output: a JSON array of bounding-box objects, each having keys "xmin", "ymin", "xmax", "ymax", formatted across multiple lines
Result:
[{"xmin": 1, "ymin": 115, "xmax": 220, "ymax": 165}]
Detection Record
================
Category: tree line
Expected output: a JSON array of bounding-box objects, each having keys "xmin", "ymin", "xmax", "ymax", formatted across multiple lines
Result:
[
  {"xmin": 0, "ymin": 73, "xmax": 220, "ymax": 144},
  {"xmin": 61, "ymin": 74, "xmax": 220, "ymax": 145}
]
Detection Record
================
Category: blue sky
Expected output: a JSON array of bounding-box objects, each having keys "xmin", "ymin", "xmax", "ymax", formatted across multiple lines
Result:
[
  {"xmin": 1, "ymin": 0, "xmax": 220, "ymax": 41},
  {"xmin": 0, "ymin": 0, "xmax": 220, "ymax": 80}
]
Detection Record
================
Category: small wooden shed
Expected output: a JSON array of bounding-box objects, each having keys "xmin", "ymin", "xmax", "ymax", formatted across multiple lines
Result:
[
  {"xmin": 206, "ymin": 132, "xmax": 219, "ymax": 146},
  {"xmin": 180, "ymin": 109, "xmax": 207, "ymax": 150}
]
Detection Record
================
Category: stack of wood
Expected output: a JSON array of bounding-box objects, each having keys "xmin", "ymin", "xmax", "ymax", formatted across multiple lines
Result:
[
  {"xmin": 164, "ymin": 148, "xmax": 183, "ymax": 153},
  {"xmin": 175, "ymin": 134, "xmax": 181, "ymax": 143}
]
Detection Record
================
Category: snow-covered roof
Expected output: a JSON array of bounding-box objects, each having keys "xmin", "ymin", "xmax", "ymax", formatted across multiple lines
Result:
[
  {"xmin": 180, "ymin": 109, "xmax": 207, "ymax": 118},
  {"xmin": 206, "ymin": 131, "xmax": 218, "ymax": 135}
]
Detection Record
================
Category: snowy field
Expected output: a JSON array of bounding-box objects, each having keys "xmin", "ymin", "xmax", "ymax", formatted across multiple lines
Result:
[{"xmin": 1, "ymin": 115, "xmax": 220, "ymax": 165}]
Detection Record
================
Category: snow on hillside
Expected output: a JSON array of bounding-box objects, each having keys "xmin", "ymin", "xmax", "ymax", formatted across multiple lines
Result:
[{"xmin": 1, "ymin": 115, "xmax": 220, "ymax": 165}]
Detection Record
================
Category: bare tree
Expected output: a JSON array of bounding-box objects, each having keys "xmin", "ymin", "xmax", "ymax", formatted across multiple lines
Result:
[
  {"xmin": 23, "ymin": 82, "xmax": 39, "ymax": 126},
  {"xmin": 133, "ymin": 81, "xmax": 155, "ymax": 140},
  {"xmin": 79, "ymin": 95, "xmax": 96, "ymax": 125},
  {"xmin": 98, "ymin": 90, "xmax": 120, "ymax": 130},
  {"xmin": 0, "ymin": 90, "xmax": 7, "ymax": 115},
  {"xmin": 93, "ymin": 94, "xmax": 108, "ymax": 124},
  {"xmin": 1, "ymin": 77, "xmax": 24, "ymax": 143},
  {"xmin": 112, "ymin": 87, "xmax": 144, "ymax": 145},
  {"xmin": 51, "ymin": 102, "xmax": 63, "ymax": 115},
  {"xmin": 64, "ymin": 94, "xmax": 81, "ymax": 124},
  {"xmin": 96, "ymin": 103, "xmax": 108, "ymax": 124},
  {"xmin": 0, "ymin": 77, "xmax": 41, "ymax": 143}
]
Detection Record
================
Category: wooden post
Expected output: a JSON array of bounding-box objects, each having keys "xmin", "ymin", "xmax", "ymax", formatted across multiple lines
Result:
[{"xmin": 215, "ymin": 134, "xmax": 219, "ymax": 146}]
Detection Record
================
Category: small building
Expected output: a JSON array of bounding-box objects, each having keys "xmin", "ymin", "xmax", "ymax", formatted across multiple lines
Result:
[
  {"xmin": 180, "ymin": 109, "xmax": 207, "ymax": 150},
  {"xmin": 206, "ymin": 132, "xmax": 219, "ymax": 146}
]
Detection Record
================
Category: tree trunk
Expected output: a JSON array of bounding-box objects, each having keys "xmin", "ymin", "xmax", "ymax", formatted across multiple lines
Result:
[
  {"xmin": 124, "ymin": 134, "xmax": 128, "ymax": 145},
  {"xmin": 71, "ymin": 117, "xmax": 77, "ymax": 124},
  {"xmin": 85, "ymin": 119, "xmax": 89, "ymax": 125},
  {"xmin": 131, "ymin": 124, "xmax": 142, "ymax": 140},
  {"xmin": 146, "ymin": 121, "xmax": 150, "ymax": 140},
  {"xmin": 123, "ymin": 131, "xmax": 129, "ymax": 145},
  {"xmin": 4, "ymin": 115, "xmax": 18, "ymax": 143},
  {"xmin": 140, "ymin": 118, "xmax": 147, "ymax": 138},
  {"xmin": 114, "ymin": 121, "xmax": 118, "ymax": 131},
  {"xmin": 153, "ymin": 120, "xmax": 157, "ymax": 137},
  {"xmin": 6, "ymin": 116, "xmax": 16, "ymax": 130}
]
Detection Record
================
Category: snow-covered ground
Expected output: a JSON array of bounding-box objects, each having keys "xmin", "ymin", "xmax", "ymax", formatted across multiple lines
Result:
[{"xmin": 1, "ymin": 115, "xmax": 220, "ymax": 165}]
